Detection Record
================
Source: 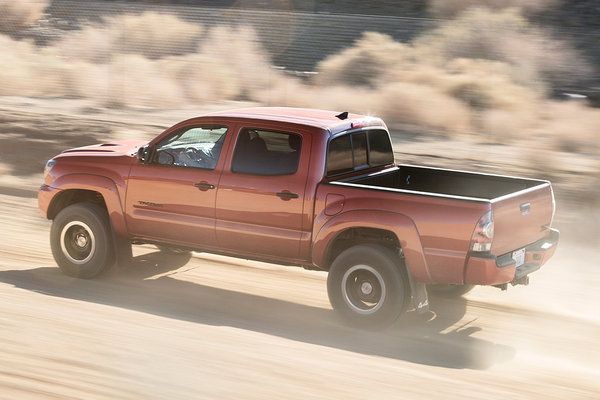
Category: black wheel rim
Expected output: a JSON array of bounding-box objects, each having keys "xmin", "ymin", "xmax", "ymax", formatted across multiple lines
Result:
[
  {"xmin": 341, "ymin": 264, "xmax": 386, "ymax": 315},
  {"xmin": 60, "ymin": 221, "xmax": 96, "ymax": 264}
]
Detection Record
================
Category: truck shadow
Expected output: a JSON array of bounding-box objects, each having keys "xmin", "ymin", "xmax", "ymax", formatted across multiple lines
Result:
[{"xmin": 0, "ymin": 252, "xmax": 515, "ymax": 370}]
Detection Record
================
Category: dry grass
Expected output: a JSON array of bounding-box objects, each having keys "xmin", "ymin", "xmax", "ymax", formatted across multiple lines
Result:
[{"xmin": 0, "ymin": 0, "xmax": 48, "ymax": 33}]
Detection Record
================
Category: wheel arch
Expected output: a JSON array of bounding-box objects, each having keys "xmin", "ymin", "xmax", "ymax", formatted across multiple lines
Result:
[
  {"xmin": 324, "ymin": 227, "xmax": 400, "ymax": 269},
  {"xmin": 312, "ymin": 210, "xmax": 432, "ymax": 283},
  {"xmin": 47, "ymin": 189, "xmax": 106, "ymax": 220},
  {"xmin": 47, "ymin": 174, "xmax": 128, "ymax": 237}
]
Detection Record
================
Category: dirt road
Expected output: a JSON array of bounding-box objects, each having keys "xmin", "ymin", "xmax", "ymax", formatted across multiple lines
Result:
[
  {"xmin": 0, "ymin": 191, "xmax": 599, "ymax": 399},
  {"xmin": 0, "ymin": 98, "xmax": 599, "ymax": 398}
]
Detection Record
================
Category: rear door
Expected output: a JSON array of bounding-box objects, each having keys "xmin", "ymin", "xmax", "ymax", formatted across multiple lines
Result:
[{"xmin": 215, "ymin": 126, "xmax": 310, "ymax": 260}]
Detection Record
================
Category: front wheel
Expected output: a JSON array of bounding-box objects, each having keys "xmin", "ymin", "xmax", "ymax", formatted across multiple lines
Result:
[
  {"xmin": 50, "ymin": 203, "xmax": 115, "ymax": 278},
  {"xmin": 327, "ymin": 244, "xmax": 409, "ymax": 329}
]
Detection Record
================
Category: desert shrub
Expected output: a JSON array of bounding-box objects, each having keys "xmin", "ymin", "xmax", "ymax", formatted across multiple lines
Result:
[
  {"xmin": 262, "ymin": 75, "xmax": 472, "ymax": 135},
  {"xmin": 374, "ymin": 82, "xmax": 473, "ymax": 134},
  {"xmin": 200, "ymin": 25, "xmax": 277, "ymax": 100},
  {"xmin": 58, "ymin": 12, "xmax": 204, "ymax": 62},
  {"xmin": 479, "ymin": 109, "xmax": 537, "ymax": 144},
  {"xmin": 258, "ymin": 78, "xmax": 376, "ymax": 114},
  {"xmin": 538, "ymin": 102, "xmax": 600, "ymax": 154},
  {"xmin": 315, "ymin": 32, "xmax": 413, "ymax": 87},
  {"xmin": 1, "ymin": 2, "xmax": 598, "ymax": 153},
  {"xmin": 416, "ymin": 8, "xmax": 592, "ymax": 90},
  {"xmin": 0, "ymin": 36, "xmax": 36, "ymax": 95},
  {"xmin": 0, "ymin": 0, "xmax": 48, "ymax": 33},
  {"xmin": 0, "ymin": 35, "xmax": 75, "ymax": 97},
  {"xmin": 1, "ymin": 12, "xmax": 277, "ymax": 108},
  {"xmin": 76, "ymin": 55, "xmax": 185, "ymax": 108},
  {"xmin": 311, "ymin": 29, "xmax": 546, "ymax": 137},
  {"xmin": 428, "ymin": 0, "xmax": 559, "ymax": 19}
]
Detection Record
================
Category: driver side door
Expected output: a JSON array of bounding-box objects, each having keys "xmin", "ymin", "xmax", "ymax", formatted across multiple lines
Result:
[{"xmin": 125, "ymin": 124, "xmax": 230, "ymax": 248}]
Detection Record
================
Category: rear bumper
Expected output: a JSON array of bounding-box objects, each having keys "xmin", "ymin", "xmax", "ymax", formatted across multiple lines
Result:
[{"xmin": 465, "ymin": 229, "xmax": 559, "ymax": 286}]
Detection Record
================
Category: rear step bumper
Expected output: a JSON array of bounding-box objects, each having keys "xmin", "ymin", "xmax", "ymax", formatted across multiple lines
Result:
[{"xmin": 465, "ymin": 229, "xmax": 559, "ymax": 286}]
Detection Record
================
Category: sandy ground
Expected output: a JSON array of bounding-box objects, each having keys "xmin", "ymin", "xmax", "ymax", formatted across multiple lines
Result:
[{"xmin": 1, "ymin": 98, "xmax": 599, "ymax": 399}]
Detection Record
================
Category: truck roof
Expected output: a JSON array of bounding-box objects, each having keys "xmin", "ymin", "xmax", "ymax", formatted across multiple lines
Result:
[{"xmin": 205, "ymin": 107, "xmax": 386, "ymax": 135}]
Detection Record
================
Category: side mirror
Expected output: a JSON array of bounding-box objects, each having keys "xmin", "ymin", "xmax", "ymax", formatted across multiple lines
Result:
[{"xmin": 137, "ymin": 145, "xmax": 149, "ymax": 163}]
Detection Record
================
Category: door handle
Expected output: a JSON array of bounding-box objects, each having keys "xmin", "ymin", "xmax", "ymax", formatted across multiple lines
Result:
[
  {"xmin": 276, "ymin": 191, "xmax": 298, "ymax": 199},
  {"xmin": 194, "ymin": 182, "xmax": 215, "ymax": 190}
]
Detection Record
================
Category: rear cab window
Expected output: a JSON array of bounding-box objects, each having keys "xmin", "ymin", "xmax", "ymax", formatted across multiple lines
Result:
[{"xmin": 326, "ymin": 129, "xmax": 394, "ymax": 176}]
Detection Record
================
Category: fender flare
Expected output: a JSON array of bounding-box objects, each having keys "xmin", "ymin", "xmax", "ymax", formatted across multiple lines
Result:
[
  {"xmin": 48, "ymin": 173, "xmax": 128, "ymax": 237},
  {"xmin": 312, "ymin": 210, "xmax": 432, "ymax": 283}
]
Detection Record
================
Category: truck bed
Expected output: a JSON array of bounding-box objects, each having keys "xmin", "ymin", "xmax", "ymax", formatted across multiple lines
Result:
[
  {"xmin": 341, "ymin": 165, "xmax": 547, "ymax": 201},
  {"xmin": 333, "ymin": 164, "xmax": 555, "ymax": 257}
]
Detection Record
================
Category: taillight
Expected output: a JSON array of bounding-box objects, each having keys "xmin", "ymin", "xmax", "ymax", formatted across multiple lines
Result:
[
  {"xmin": 550, "ymin": 185, "xmax": 556, "ymax": 227},
  {"xmin": 471, "ymin": 210, "xmax": 494, "ymax": 252}
]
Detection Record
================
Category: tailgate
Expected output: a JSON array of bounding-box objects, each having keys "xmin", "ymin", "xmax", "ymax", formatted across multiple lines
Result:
[{"xmin": 490, "ymin": 182, "xmax": 554, "ymax": 256}]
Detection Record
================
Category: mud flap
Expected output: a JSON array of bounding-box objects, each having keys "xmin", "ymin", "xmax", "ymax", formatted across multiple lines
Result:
[
  {"xmin": 111, "ymin": 227, "xmax": 132, "ymax": 269},
  {"xmin": 406, "ymin": 270, "xmax": 429, "ymax": 314}
]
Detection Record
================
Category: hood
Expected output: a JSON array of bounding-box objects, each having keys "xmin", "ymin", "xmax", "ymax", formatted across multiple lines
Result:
[{"xmin": 59, "ymin": 140, "xmax": 148, "ymax": 157}]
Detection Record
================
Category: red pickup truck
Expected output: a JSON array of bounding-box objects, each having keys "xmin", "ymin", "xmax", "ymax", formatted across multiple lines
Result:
[{"xmin": 38, "ymin": 108, "xmax": 559, "ymax": 327}]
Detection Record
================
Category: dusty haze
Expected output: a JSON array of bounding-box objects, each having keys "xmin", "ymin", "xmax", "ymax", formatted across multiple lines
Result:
[{"xmin": 0, "ymin": 1, "xmax": 599, "ymax": 399}]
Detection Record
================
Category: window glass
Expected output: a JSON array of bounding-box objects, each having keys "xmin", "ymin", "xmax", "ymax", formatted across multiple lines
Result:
[
  {"xmin": 327, "ymin": 129, "xmax": 394, "ymax": 176},
  {"xmin": 232, "ymin": 128, "xmax": 302, "ymax": 175},
  {"xmin": 352, "ymin": 131, "xmax": 368, "ymax": 168},
  {"xmin": 327, "ymin": 134, "xmax": 353, "ymax": 175},
  {"xmin": 368, "ymin": 130, "xmax": 394, "ymax": 166},
  {"xmin": 154, "ymin": 125, "xmax": 227, "ymax": 169}
]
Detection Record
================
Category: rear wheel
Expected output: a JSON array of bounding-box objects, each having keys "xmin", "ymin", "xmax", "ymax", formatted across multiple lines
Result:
[
  {"xmin": 327, "ymin": 244, "xmax": 409, "ymax": 328},
  {"xmin": 427, "ymin": 284, "xmax": 474, "ymax": 298},
  {"xmin": 50, "ymin": 203, "xmax": 114, "ymax": 278}
]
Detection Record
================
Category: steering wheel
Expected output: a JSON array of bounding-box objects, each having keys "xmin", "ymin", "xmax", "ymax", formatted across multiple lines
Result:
[{"xmin": 184, "ymin": 147, "xmax": 211, "ymax": 166}]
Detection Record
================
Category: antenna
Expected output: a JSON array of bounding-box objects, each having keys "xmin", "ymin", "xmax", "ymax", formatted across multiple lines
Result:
[{"xmin": 335, "ymin": 111, "xmax": 349, "ymax": 120}]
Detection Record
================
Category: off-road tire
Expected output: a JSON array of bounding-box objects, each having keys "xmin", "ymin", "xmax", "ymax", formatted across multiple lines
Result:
[
  {"xmin": 50, "ymin": 203, "xmax": 114, "ymax": 278},
  {"xmin": 327, "ymin": 244, "xmax": 409, "ymax": 329}
]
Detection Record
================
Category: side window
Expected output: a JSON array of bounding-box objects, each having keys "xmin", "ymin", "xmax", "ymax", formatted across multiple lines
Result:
[
  {"xmin": 154, "ymin": 125, "xmax": 228, "ymax": 169},
  {"xmin": 232, "ymin": 128, "xmax": 302, "ymax": 175}
]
